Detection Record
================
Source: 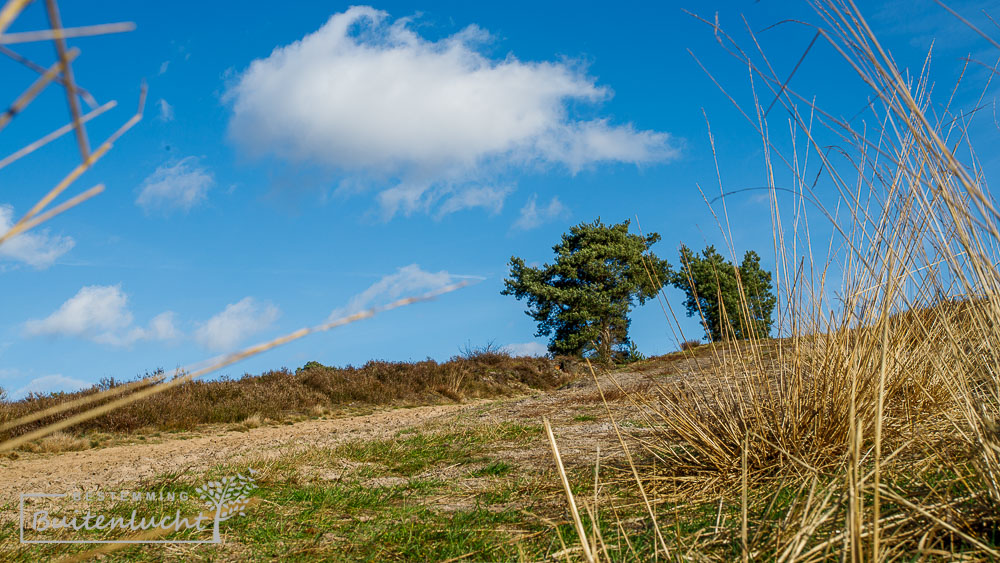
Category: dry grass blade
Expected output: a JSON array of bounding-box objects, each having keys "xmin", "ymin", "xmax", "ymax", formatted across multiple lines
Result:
[
  {"xmin": 0, "ymin": 100, "xmax": 115, "ymax": 170},
  {"xmin": 0, "ymin": 21, "xmax": 134, "ymax": 44},
  {"xmin": 0, "ymin": 44, "xmax": 98, "ymax": 107},
  {"xmin": 877, "ymin": 486, "xmax": 1000, "ymax": 557},
  {"xmin": 544, "ymin": 417, "xmax": 596, "ymax": 563},
  {"xmin": 0, "ymin": 0, "xmax": 31, "ymax": 36},
  {"xmin": 586, "ymin": 359, "xmax": 670, "ymax": 557},
  {"xmin": 51, "ymin": 498, "xmax": 262, "ymax": 562},
  {"xmin": 0, "ymin": 336, "xmax": 151, "ymax": 433},
  {"xmin": 0, "ymin": 281, "xmax": 475, "ymax": 451},
  {"xmin": 0, "ymin": 184, "xmax": 103, "ymax": 246},
  {"xmin": 44, "ymin": 0, "xmax": 89, "ymax": 160},
  {"xmin": 596, "ymin": 1, "xmax": 1000, "ymax": 559},
  {"xmin": 8, "ymin": 83, "xmax": 144, "ymax": 238},
  {"xmin": 932, "ymin": 0, "xmax": 1000, "ymax": 50},
  {"xmin": 0, "ymin": 46, "xmax": 77, "ymax": 131}
]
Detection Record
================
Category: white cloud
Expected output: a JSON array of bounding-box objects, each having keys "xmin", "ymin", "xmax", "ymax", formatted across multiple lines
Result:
[
  {"xmin": 435, "ymin": 186, "xmax": 512, "ymax": 218},
  {"xmin": 159, "ymin": 60, "xmax": 170, "ymax": 74},
  {"xmin": 26, "ymin": 285, "xmax": 132, "ymax": 336},
  {"xmin": 11, "ymin": 374, "xmax": 92, "ymax": 399},
  {"xmin": 512, "ymin": 194, "xmax": 568, "ymax": 230},
  {"xmin": 0, "ymin": 204, "xmax": 74, "ymax": 268},
  {"xmin": 195, "ymin": 297, "xmax": 280, "ymax": 351},
  {"xmin": 24, "ymin": 285, "xmax": 179, "ymax": 346},
  {"xmin": 225, "ymin": 6, "xmax": 677, "ymax": 218},
  {"xmin": 158, "ymin": 98, "xmax": 174, "ymax": 121},
  {"xmin": 136, "ymin": 157, "xmax": 214, "ymax": 213},
  {"xmin": 147, "ymin": 311, "xmax": 181, "ymax": 340},
  {"xmin": 330, "ymin": 264, "xmax": 456, "ymax": 320},
  {"xmin": 504, "ymin": 341, "xmax": 548, "ymax": 357},
  {"xmin": 93, "ymin": 311, "xmax": 182, "ymax": 347}
]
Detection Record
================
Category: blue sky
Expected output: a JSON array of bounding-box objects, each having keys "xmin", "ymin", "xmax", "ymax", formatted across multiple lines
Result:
[{"xmin": 2, "ymin": 0, "xmax": 998, "ymax": 398}]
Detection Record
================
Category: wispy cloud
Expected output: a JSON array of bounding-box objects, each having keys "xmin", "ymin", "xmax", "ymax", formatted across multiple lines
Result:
[
  {"xmin": 195, "ymin": 297, "xmax": 280, "ymax": 351},
  {"xmin": 512, "ymin": 194, "xmax": 568, "ymax": 230},
  {"xmin": 157, "ymin": 98, "xmax": 174, "ymax": 122},
  {"xmin": 24, "ymin": 285, "xmax": 179, "ymax": 347},
  {"xmin": 504, "ymin": 341, "xmax": 548, "ymax": 357},
  {"xmin": 434, "ymin": 186, "xmax": 512, "ymax": 218},
  {"xmin": 225, "ymin": 6, "xmax": 677, "ymax": 218},
  {"xmin": 11, "ymin": 374, "xmax": 91, "ymax": 399},
  {"xmin": 0, "ymin": 204, "xmax": 74, "ymax": 269},
  {"xmin": 330, "ymin": 264, "xmax": 461, "ymax": 320},
  {"xmin": 136, "ymin": 157, "xmax": 214, "ymax": 214},
  {"xmin": 159, "ymin": 60, "xmax": 169, "ymax": 75}
]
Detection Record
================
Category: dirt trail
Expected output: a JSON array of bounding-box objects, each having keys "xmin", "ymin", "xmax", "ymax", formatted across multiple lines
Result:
[
  {"xmin": 0, "ymin": 363, "xmax": 674, "ymax": 513},
  {"xmin": 0, "ymin": 403, "xmax": 472, "ymax": 508}
]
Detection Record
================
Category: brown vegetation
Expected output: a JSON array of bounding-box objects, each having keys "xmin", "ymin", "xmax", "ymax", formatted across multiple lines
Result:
[{"xmin": 0, "ymin": 350, "xmax": 569, "ymax": 439}]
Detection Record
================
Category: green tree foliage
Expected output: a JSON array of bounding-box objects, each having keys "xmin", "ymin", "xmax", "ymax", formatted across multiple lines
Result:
[
  {"xmin": 671, "ymin": 244, "xmax": 776, "ymax": 341},
  {"xmin": 501, "ymin": 218, "xmax": 671, "ymax": 362}
]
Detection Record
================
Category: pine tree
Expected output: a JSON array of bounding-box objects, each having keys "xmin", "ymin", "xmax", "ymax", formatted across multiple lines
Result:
[
  {"xmin": 502, "ymin": 218, "xmax": 671, "ymax": 362},
  {"xmin": 672, "ymin": 244, "xmax": 776, "ymax": 341}
]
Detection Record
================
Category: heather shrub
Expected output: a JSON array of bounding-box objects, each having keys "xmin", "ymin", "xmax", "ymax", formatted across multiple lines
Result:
[{"xmin": 0, "ymin": 352, "xmax": 569, "ymax": 438}]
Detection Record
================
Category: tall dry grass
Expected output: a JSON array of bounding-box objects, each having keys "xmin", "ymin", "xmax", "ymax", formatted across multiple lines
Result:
[{"xmin": 548, "ymin": 1, "xmax": 1000, "ymax": 560}]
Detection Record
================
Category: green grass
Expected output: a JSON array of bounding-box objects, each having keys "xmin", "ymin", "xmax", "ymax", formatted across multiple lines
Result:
[
  {"xmin": 9, "ymin": 401, "xmax": 998, "ymax": 562},
  {"xmin": 470, "ymin": 460, "xmax": 516, "ymax": 477},
  {"xmin": 333, "ymin": 431, "xmax": 485, "ymax": 475},
  {"xmin": 1, "ymin": 415, "xmax": 658, "ymax": 562}
]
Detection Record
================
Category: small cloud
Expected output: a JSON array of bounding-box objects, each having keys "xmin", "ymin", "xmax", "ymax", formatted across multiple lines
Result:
[
  {"xmin": 11, "ymin": 374, "xmax": 91, "ymax": 399},
  {"xmin": 195, "ymin": 297, "xmax": 280, "ymax": 351},
  {"xmin": 435, "ymin": 186, "xmax": 512, "ymax": 219},
  {"xmin": 158, "ymin": 98, "xmax": 174, "ymax": 122},
  {"xmin": 136, "ymin": 157, "xmax": 214, "ymax": 214},
  {"xmin": 93, "ymin": 311, "xmax": 182, "ymax": 347},
  {"xmin": 330, "ymin": 264, "xmax": 457, "ymax": 320},
  {"xmin": 147, "ymin": 311, "xmax": 180, "ymax": 340},
  {"xmin": 224, "ymin": 6, "xmax": 677, "ymax": 219},
  {"xmin": 512, "ymin": 194, "xmax": 568, "ymax": 230},
  {"xmin": 24, "ymin": 285, "xmax": 179, "ymax": 346},
  {"xmin": 504, "ymin": 341, "xmax": 548, "ymax": 357},
  {"xmin": 26, "ymin": 285, "xmax": 133, "ymax": 337},
  {"xmin": 159, "ymin": 60, "xmax": 170, "ymax": 75},
  {"xmin": 0, "ymin": 204, "xmax": 74, "ymax": 268}
]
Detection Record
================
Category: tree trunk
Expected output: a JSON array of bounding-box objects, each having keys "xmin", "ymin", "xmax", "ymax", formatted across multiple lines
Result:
[{"xmin": 599, "ymin": 321, "xmax": 612, "ymax": 364}]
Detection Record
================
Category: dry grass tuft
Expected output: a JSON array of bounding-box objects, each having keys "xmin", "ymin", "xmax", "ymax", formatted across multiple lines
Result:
[
  {"xmin": 679, "ymin": 339, "xmax": 702, "ymax": 351},
  {"xmin": 543, "ymin": 1, "xmax": 1000, "ymax": 560},
  {"xmin": 18, "ymin": 431, "xmax": 89, "ymax": 453},
  {"xmin": 242, "ymin": 413, "xmax": 263, "ymax": 428}
]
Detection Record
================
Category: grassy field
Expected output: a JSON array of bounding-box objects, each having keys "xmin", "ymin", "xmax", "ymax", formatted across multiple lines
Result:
[
  {"xmin": 0, "ymin": 353, "xmax": 653, "ymax": 561},
  {"xmin": 0, "ymin": 348, "xmax": 569, "ymax": 444},
  {"xmin": 0, "ymin": 347, "xmax": 769, "ymax": 561},
  {"xmin": 3, "ymin": 337, "xmax": 996, "ymax": 561}
]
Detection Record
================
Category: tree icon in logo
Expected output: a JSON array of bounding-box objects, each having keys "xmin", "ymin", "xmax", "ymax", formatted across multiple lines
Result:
[{"xmin": 195, "ymin": 469, "xmax": 258, "ymax": 543}]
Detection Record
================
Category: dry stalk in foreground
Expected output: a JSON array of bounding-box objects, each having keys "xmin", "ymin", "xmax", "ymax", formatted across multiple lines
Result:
[
  {"xmin": 0, "ymin": 281, "xmax": 474, "ymax": 452},
  {"xmin": 0, "ymin": 0, "xmax": 143, "ymax": 248},
  {"xmin": 545, "ymin": 1, "xmax": 1000, "ymax": 559}
]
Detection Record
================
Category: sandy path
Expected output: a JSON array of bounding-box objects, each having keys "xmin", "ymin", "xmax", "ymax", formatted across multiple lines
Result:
[
  {"xmin": 0, "ymin": 402, "xmax": 476, "ymax": 511},
  {"xmin": 0, "ymin": 363, "xmax": 674, "ymax": 516}
]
